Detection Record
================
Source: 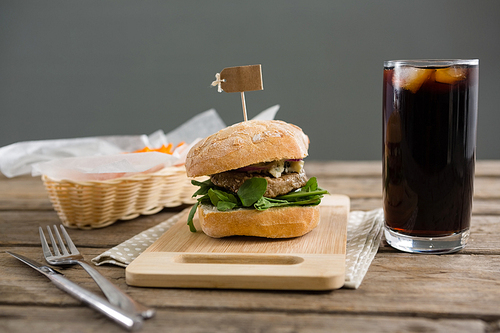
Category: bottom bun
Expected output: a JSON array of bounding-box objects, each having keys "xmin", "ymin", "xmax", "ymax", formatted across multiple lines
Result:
[{"xmin": 198, "ymin": 204, "xmax": 320, "ymax": 238}]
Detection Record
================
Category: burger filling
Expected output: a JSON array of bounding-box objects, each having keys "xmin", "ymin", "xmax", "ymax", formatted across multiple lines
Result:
[
  {"xmin": 187, "ymin": 159, "xmax": 329, "ymax": 232},
  {"xmin": 210, "ymin": 159, "xmax": 305, "ymax": 197},
  {"xmin": 233, "ymin": 159, "xmax": 305, "ymax": 178}
]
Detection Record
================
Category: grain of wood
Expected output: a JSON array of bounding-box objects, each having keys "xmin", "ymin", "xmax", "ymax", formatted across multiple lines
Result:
[
  {"xmin": 3, "ymin": 237, "xmax": 500, "ymax": 318},
  {"xmin": 0, "ymin": 305, "xmax": 489, "ymax": 333},
  {"xmin": 1, "ymin": 161, "xmax": 499, "ymax": 332}
]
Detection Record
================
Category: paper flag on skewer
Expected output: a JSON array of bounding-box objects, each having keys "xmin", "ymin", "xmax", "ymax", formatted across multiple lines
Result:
[
  {"xmin": 212, "ymin": 65, "xmax": 263, "ymax": 93},
  {"xmin": 211, "ymin": 64, "xmax": 263, "ymax": 122}
]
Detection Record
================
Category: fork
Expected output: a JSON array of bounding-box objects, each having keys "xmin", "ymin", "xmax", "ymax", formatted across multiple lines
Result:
[{"xmin": 40, "ymin": 225, "xmax": 155, "ymax": 319}]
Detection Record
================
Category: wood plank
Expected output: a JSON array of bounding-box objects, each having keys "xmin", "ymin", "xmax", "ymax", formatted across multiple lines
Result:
[
  {"xmin": 2, "ymin": 248, "xmax": 500, "ymax": 319},
  {"xmin": 0, "ymin": 210, "xmax": 184, "ymax": 247},
  {"xmin": 302, "ymin": 176, "xmax": 500, "ymax": 200},
  {"xmin": 474, "ymin": 160, "xmax": 500, "ymax": 176},
  {"xmin": 305, "ymin": 160, "xmax": 382, "ymax": 177},
  {"xmin": 0, "ymin": 305, "xmax": 489, "ymax": 333},
  {"xmin": 316, "ymin": 177, "xmax": 382, "ymax": 198},
  {"xmin": 0, "ymin": 175, "xmax": 52, "ymax": 210},
  {"xmin": 473, "ymin": 177, "xmax": 500, "ymax": 199},
  {"xmin": 326, "ymin": 177, "xmax": 499, "ymax": 199},
  {"xmin": 471, "ymin": 199, "xmax": 500, "ymax": 215},
  {"xmin": 350, "ymin": 197, "xmax": 500, "ymax": 215},
  {"xmin": 353, "ymin": 252, "xmax": 500, "ymax": 318}
]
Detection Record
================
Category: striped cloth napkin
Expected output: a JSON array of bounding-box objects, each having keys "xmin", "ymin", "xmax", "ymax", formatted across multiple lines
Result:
[{"xmin": 92, "ymin": 208, "xmax": 384, "ymax": 289}]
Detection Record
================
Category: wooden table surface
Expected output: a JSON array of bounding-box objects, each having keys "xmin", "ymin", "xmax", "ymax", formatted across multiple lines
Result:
[{"xmin": 1, "ymin": 160, "xmax": 499, "ymax": 333}]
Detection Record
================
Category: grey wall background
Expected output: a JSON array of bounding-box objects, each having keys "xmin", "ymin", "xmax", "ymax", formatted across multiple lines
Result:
[{"xmin": 1, "ymin": 0, "xmax": 499, "ymax": 161}]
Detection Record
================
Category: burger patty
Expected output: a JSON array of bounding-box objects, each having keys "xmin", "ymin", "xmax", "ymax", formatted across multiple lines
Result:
[{"xmin": 210, "ymin": 169, "xmax": 308, "ymax": 198}]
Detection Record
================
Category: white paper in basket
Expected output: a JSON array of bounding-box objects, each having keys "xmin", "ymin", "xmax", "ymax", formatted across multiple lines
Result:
[{"xmin": 31, "ymin": 152, "xmax": 181, "ymax": 182}]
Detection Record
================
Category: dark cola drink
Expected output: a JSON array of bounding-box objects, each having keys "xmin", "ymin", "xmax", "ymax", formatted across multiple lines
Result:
[{"xmin": 383, "ymin": 59, "xmax": 479, "ymax": 253}]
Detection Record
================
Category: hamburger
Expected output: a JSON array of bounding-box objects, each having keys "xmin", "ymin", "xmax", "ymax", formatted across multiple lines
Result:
[{"xmin": 185, "ymin": 119, "xmax": 328, "ymax": 238}]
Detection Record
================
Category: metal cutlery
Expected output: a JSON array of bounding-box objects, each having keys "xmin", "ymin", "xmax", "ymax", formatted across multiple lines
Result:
[
  {"xmin": 6, "ymin": 251, "xmax": 143, "ymax": 331},
  {"xmin": 39, "ymin": 225, "xmax": 155, "ymax": 319}
]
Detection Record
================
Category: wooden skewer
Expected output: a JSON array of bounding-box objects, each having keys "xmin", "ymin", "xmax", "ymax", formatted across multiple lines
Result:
[{"xmin": 241, "ymin": 92, "xmax": 248, "ymax": 121}]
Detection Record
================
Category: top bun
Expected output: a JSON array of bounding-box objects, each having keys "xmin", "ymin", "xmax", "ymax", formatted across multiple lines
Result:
[{"xmin": 185, "ymin": 120, "xmax": 309, "ymax": 177}]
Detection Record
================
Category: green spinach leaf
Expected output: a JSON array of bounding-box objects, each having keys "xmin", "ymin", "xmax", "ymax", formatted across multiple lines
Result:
[
  {"xmin": 237, "ymin": 178, "xmax": 268, "ymax": 207},
  {"xmin": 208, "ymin": 188, "xmax": 238, "ymax": 211},
  {"xmin": 187, "ymin": 201, "xmax": 198, "ymax": 232}
]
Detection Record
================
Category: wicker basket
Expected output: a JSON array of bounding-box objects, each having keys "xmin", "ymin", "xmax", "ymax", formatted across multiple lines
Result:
[{"xmin": 42, "ymin": 165, "xmax": 200, "ymax": 229}]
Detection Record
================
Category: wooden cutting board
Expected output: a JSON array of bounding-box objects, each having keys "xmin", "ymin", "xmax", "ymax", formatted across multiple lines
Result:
[{"xmin": 126, "ymin": 194, "xmax": 349, "ymax": 290}]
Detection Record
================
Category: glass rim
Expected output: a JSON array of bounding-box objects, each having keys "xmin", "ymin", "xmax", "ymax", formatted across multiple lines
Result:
[{"xmin": 384, "ymin": 59, "xmax": 479, "ymax": 67}]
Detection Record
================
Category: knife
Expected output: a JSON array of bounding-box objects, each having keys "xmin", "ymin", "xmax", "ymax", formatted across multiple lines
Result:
[{"xmin": 6, "ymin": 251, "xmax": 143, "ymax": 331}]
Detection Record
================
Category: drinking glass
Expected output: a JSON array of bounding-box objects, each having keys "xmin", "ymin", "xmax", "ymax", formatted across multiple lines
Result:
[{"xmin": 383, "ymin": 59, "xmax": 479, "ymax": 253}]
